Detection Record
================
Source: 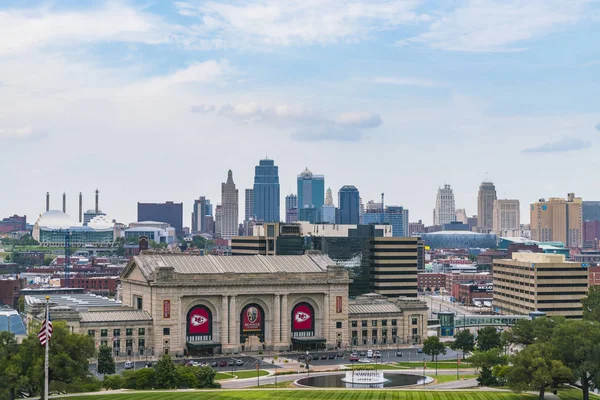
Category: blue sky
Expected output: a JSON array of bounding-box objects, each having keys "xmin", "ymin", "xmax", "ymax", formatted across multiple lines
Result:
[{"xmin": 0, "ymin": 0, "xmax": 599, "ymax": 226}]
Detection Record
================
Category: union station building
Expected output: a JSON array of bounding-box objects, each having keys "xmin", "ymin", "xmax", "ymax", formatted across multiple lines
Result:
[{"xmin": 120, "ymin": 252, "xmax": 352, "ymax": 355}]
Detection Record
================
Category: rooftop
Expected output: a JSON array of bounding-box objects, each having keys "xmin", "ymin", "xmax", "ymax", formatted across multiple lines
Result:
[
  {"xmin": 0, "ymin": 309, "xmax": 26, "ymax": 335},
  {"xmin": 129, "ymin": 253, "xmax": 335, "ymax": 279},
  {"xmin": 25, "ymin": 293, "xmax": 122, "ymax": 311},
  {"xmin": 80, "ymin": 310, "xmax": 151, "ymax": 323}
]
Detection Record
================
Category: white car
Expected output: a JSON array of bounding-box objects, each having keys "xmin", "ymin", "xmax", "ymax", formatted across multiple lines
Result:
[
  {"xmin": 358, "ymin": 358, "xmax": 372, "ymax": 363},
  {"xmin": 373, "ymin": 351, "xmax": 381, "ymax": 358},
  {"xmin": 366, "ymin": 350, "xmax": 373, "ymax": 358}
]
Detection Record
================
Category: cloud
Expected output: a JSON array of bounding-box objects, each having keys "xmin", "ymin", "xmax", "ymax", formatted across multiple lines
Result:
[
  {"xmin": 596, "ymin": 123, "xmax": 600, "ymax": 132},
  {"xmin": 192, "ymin": 102, "xmax": 382, "ymax": 141},
  {"xmin": 399, "ymin": 0, "xmax": 590, "ymax": 52},
  {"xmin": 522, "ymin": 137, "xmax": 591, "ymax": 153},
  {"xmin": 0, "ymin": 3, "xmax": 184, "ymax": 55},
  {"xmin": 175, "ymin": 0, "xmax": 430, "ymax": 47},
  {"xmin": 0, "ymin": 126, "xmax": 45, "ymax": 141},
  {"xmin": 373, "ymin": 77, "xmax": 443, "ymax": 88},
  {"xmin": 144, "ymin": 60, "xmax": 231, "ymax": 88}
]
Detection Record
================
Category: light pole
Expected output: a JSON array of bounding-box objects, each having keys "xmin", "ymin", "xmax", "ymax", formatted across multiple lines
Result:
[{"xmin": 306, "ymin": 350, "xmax": 310, "ymax": 378}]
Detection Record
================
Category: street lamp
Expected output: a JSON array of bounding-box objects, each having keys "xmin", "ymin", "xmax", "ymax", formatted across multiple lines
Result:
[{"xmin": 306, "ymin": 351, "xmax": 310, "ymax": 378}]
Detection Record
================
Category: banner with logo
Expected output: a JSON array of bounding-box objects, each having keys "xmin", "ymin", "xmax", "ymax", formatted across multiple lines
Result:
[
  {"xmin": 241, "ymin": 304, "xmax": 263, "ymax": 332},
  {"xmin": 187, "ymin": 306, "xmax": 211, "ymax": 335},
  {"xmin": 336, "ymin": 296, "xmax": 343, "ymax": 313},
  {"xmin": 292, "ymin": 303, "xmax": 314, "ymax": 332},
  {"xmin": 163, "ymin": 300, "xmax": 171, "ymax": 319}
]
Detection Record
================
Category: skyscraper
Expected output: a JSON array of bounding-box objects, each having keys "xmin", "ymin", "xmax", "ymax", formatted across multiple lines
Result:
[
  {"xmin": 477, "ymin": 181, "xmax": 497, "ymax": 231},
  {"xmin": 220, "ymin": 170, "xmax": 239, "ymax": 240},
  {"xmin": 325, "ymin": 188, "xmax": 334, "ymax": 206},
  {"xmin": 137, "ymin": 201, "xmax": 183, "ymax": 235},
  {"xmin": 338, "ymin": 185, "xmax": 360, "ymax": 225},
  {"xmin": 433, "ymin": 184, "xmax": 455, "ymax": 225},
  {"xmin": 253, "ymin": 159, "xmax": 280, "ymax": 222},
  {"xmin": 492, "ymin": 199, "xmax": 520, "ymax": 235},
  {"xmin": 530, "ymin": 193, "xmax": 582, "ymax": 248},
  {"xmin": 297, "ymin": 168, "xmax": 325, "ymax": 209},
  {"xmin": 191, "ymin": 196, "xmax": 211, "ymax": 234},
  {"xmin": 245, "ymin": 189, "xmax": 254, "ymax": 221},
  {"xmin": 285, "ymin": 194, "xmax": 297, "ymax": 212}
]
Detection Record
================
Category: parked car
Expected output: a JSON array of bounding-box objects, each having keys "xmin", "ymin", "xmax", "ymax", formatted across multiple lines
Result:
[
  {"xmin": 359, "ymin": 351, "xmax": 366, "ymax": 356},
  {"xmin": 366, "ymin": 350, "xmax": 373, "ymax": 358},
  {"xmin": 228, "ymin": 360, "xmax": 235, "ymax": 366},
  {"xmin": 124, "ymin": 361, "xmax": 134, "ymax": 370},
  {"xmin": 320, "ymin": 354, "xmax": 327, "ymax": 360},
  {"xmin": 328, "ymin": 354, "xmax": 336, "ymax": 359},
  {"xmin": 236, "ymin": 359, "xmax": 243, "ymax": 366},
  {"xmin": 298, "ymin": 355, "xmax": 306, "ymax": 361},
  {"xmin": 373, "ymin": 351, "xmax": 381, "ymax": 359},
  {"xmin": 337, "ymin": 352, "xmax": 344, "ymax": 357},
  {"xmin": 417, "ymin": 348, "xmax": 423, "ymax": 354},
  {"xmin": 358, "ymin": 358, "xmax": 372, "ymax": 363},
  {"xmin": 349, "ymin": 354, "xmax": 359, "ymax": 362},
  {"xmin": 219, "ymin": 360, "xmax": 227, "ymax": 367},
  {"xmin": 211, "ymin": 361, "xmax": 218, "ymax": 367},
  {"xmin": 395, "ymin": 351, "xmax": 403, "ymax": 357},
  {"xmin": 144, "ymin": 362, "xmax": 153, "ymax": 368}
]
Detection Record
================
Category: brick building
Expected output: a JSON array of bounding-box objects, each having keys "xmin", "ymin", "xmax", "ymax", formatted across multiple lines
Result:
[{"xmin": 417, "ymin": 273, "xmax": 446, "ymax": 292}]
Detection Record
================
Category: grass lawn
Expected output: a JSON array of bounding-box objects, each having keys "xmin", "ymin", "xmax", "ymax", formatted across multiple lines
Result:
[
  {"xmin": 395, "ymin": 361, "xmax": 473, "ymax": 370},
  {"xmin": 230, "ymin": 370, "xmax": 269, "ymax": 379},
  {"xmin": 250, "ymin": 381, "xmax": 296, "ymax": 388},
  {"xmin": 556, "ymin": 387, "xmax": 600, "ymax": 400},
  {"xmin": 346, "ymin": 364, "xmax": 415, "ymax": 370},
  {"xmin": 55, "ymin": 390, "xmax": 538, "ymax": 400},
  {"xmin": 214, "ymin": 372, "xmax": 235, "ymax": 380},
  {"xmin": 433, "ymin": 374, "xmax": 477, "ymax": 383}
]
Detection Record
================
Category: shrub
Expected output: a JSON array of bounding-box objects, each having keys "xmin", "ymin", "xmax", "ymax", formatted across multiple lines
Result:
[
  {"xmin": 103, "ymin": 374, "xmax": 124, "ymax": 390},
  {"xmin": 122, "ymin": 368, "xmax": 157, "ymax": 390}
]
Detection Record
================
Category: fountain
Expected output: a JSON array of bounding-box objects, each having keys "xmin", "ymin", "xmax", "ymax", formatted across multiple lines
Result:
[
  {"xmin": 340, "ymin": 370, "xmax": 388, "ymax": 388},
  {"xmin": 295, "ymin": 369, "xmax": 433, "ymax": 389}
]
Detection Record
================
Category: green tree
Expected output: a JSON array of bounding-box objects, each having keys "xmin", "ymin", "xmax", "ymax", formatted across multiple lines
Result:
[
  {"xmin": 476, "ymin": 326, "xmax": 502, "ymax": 351},
  {"xmin": 123, "ymin": 368, "xmax": 156, "ymax": 390},
  {"xmin": 422, "ymin": 336, "xmax": 446, "ymax": 375},
  {"xmin": 468, "ymin": 348, "xmax": 508, "ymax": 387},
  {"xmin": 506, "ymin": 343, "xmax": 571, "ymax": 400},
  {"xmin": 582, "ymin": 285, "xmax": 600, "ymax": 323},
  {"xmin": 451, "ymin": 329, "xmax": 475, "ymax": 359},
  {"xmin": 551, "ymin": 320, "xmax": 600, "ymax": 400},
  {"xmin": 194, "ymin": 365, "xmax": 221, "ymax": 389},
  {"xmin": 504, "ymin": 317, "xmax": 559, "ymax": 347},
  {"xmin": 97, "ymin": 345, "xmax": 115, "ymax": 375},
  {"xmin": 0, "ymin": 331, "xmax": 19, "ymax": 400},
  {"xmin": 176, "ymin": 365, "xmax": 198, "ymax": 388},
  {"xmin": 6, "ymin": 320, "xmax": 97, "ymax": 399},
  {"xmin": 155, "ymin": 354, "xmax": 178, "ymax": 389}
]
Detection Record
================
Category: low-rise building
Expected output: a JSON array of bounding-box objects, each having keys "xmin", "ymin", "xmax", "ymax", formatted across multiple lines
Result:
[
  {"xmin": 348, "ymin": 293, "xmax": 427, "ymax": 346},
  {"xmin": 493, "ymin": 253, "xmax": 588, "ymax": 319},
  {"xmin": 417, "ymin": 273, "xmax": 446, "ymax": 292},
  {"xmin": 452, "ymin": 282, "xmax": 493, "ymax": 306}
]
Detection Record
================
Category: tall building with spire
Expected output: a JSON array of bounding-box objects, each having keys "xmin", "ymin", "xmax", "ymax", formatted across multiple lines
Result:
[
  {"xmin": 433, "ymin": 184, "xmax": 456, "ymax": 225},
  {"xmin": 253, "ymin": 159, "xmax": 280, "ymax": 222},
  {"xmin": 297, "ymin": 167, "xmax": 325, "ymax": 223},
  {"xmin": 220, "ymin": 170, "xmax": 239, "ymax": 240},
  {"xmin": 325, "ymin": 188, "xmax": 334, "ymax": 206},
  {"xmin": 477, "ymin": 181, "xmax": 497, "ymax": 232}
]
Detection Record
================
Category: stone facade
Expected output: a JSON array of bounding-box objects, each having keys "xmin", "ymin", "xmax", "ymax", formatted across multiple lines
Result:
[{"xmin": 120, "ymin": 253, "xmax": 351, "ymax": 355}]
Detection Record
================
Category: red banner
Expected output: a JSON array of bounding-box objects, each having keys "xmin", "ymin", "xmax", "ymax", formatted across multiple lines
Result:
[
  {"xmin": 336, "ymin": 296, "xmax": 343, "ymax": 313},
  {"xmin": 188, "ymin": 306, "xmax": 210, "ymax": 335},
  {"xmin": 163, "ymin": 300, "xmax": 171, "ymax": 319},
  {"xmin": 292, "ymin": 303, "xmax": 314, "ymax": 331},
  {"xmin": 242, "ymin": 305, "xmax": 263, "ymax": 332}
]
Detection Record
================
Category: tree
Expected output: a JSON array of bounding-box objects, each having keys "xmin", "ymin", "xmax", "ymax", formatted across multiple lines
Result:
[
  {"xmin": 123, "ymin": 368, "xmax": 156, "ymax": 390},
  {"xmin": 422, "ymin": 336, "xmax": 446, "ymax": 375},
  {"xmin": 582, "ymin": 285, "xmax": 600, "ymax": 323},
  {"xmin": 176, "ymin": 365, "xmax": 198, "ymax": 388},
  {"xmin": 5, "ymin": 320, "xmax": 97, "ymax": 399},
  {"xmin": 551, "ymin": 320, "xmax": 600, "ymax": 400},
  {"xmin": 194, "ymin": 365, "xmax": 220, "ymax": 389},
  {"xmin": 451, "ymin": 330, "xmax": 475, "ymax": 359},
  {"xmin": 0, "ymin": 331, "xmax": 19, "ymax": 400},
  {"xmin": 155, "ymin": 354, "xmax": 178, "ymax": 389},
  {"xmin": 504, "ymin": 317, "xmax": 560, "ymax": 347},
  {"xmin": 102, "ymin": 374, "xmax": 123, "ymax": 390},
  {"xmin": 476, "ymin": 326, "xmax": 502, "ymax": 351},
  {"xmin": 97, "ymin": 345, "xmax": 115, "ymax": 375},
  {"xmin": 468, "ymin": 348, "xmax": 508, "ymax": 387},
  {"xmin": 506, "ymin": 343, "xmax": 571, "ymax": 400}
]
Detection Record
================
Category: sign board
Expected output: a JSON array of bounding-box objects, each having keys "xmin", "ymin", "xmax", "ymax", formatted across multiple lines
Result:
[
  {"xmin": 163, "ymin": 300, "xmax": 171, "ymax": 319},
  {"xmin": 292, "ymin": 303, "xmax": 314, "ymax": 332},
  {"xmin": 336, "ymin": 296, "xmax": 343, "ymax": 313},
  {"xmin": 187, "ymin": 306, "xmax": 211, "ymax": 335},
  {"xmin": 241, "ymin": 304, "xmax": 263, "ymax": 333}
]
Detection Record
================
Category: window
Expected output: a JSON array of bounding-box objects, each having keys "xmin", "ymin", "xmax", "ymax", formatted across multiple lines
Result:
[
  {"xmin": 163, "ymin": 327, "xmax": 170, "ymax": 336},
  {"xmin": 101, "ymin": 329, "xmax": 108, "ymax": 337},
  {"xmin": 351, "ymin": 321, "xmax": 357, "ymax": 328},
  {"xmin": 100, "ymin": 340, "xmax": 107, "ymax": 347},
  {"xmin": 136, "ymin": 297, "xmax": 143, "ymax": 310},
  {"xmin": 412, "ymin": 328, "xmax": 418, "ymax": 336},
  {"xmin": 361, "ymin": 320, "xmax": 367, "ymax": 327},
  {"xmin": 138, "ymin": 338, "xmax": 145, "ymax": 350},
  {"xmin": 113, "ymin": 329, "xmax": 120, "ymax": 337},
  {"xmin": 139, "ymin": 328, "xmax": 145, "ymax": 336},
  {"xmin": 351, "ymin": 330, "xmax": 358, "ymax": 338},
  {"xmin": 113, "ymin": 340, "xmax": 120, "ymax": 349},
  {"xmin": 336, "ymin": 322, "xmax": 342, "ymax": 329},
  {"xmin": 391, "ymin": 319, "xmax": 397, "ymax": 326},
  {"xmin": 371, "ymin": 320, "xmax": 378, "ymax": 327},
  {"xmin": 412, "ymin": 317, "xmax": 418, "ymax": 325},
  {"xmin": 382, "ymin": 320, "xmax": 387, "ymax": 327},
  {"xmin": 126, "ymin": 339, "xmax": 133, "ymax": 352},
  {"xmin": 126, "ymin": 328, "xmax": 133, "ymax": 336},
  {"xmin": 88, "ymin": 330, "xmax": 95, "ymax": 337},
  {"xmin": 372, "ymin": 329, "xmax": 378, "ymax": 341}
]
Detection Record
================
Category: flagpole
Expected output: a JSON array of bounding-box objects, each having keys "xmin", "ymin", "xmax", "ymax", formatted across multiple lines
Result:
[{"xmin": 44, "ymin": 296, "xmax": 50, "ymax": 400}]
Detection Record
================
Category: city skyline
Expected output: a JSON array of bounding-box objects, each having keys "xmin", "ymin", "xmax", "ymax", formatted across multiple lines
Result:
[{"xmin": 1, "ymin": 2, "xmax": 600, "ymax": 226}]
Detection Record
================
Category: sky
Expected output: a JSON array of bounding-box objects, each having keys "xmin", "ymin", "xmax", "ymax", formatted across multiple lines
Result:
[{"xmin": 1, "ymin": 0, "xmax": 599, "ymax": 227}]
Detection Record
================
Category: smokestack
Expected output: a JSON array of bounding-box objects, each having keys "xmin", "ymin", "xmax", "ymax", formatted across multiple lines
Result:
[
  {"xmin": 46, "ymin": 192, "xmax": 50, "ymax": 212},
  {"xmin": 62, "ymin": 192, "xmax": 66, "ymax": 213},
  {"xmin": 95, "ymin": 189, "xmax": 99, "ymax": 214},
  {"xmin": 79, "ymin": 192, "xmax": 83, "ymax": 223}
]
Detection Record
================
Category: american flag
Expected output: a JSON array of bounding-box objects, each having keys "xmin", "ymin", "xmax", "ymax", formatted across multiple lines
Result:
[{"xmin": 38, "ymin": 310, "xmax": 53, "ymax": 346}]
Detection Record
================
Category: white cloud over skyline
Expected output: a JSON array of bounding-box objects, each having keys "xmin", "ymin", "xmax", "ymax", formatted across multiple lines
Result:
[{"xmin": 522, "ymin": 137, "xmax": 592, "ymax": 153}]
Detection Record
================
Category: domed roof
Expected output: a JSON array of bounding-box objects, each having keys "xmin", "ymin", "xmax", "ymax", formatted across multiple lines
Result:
[
  {"xmin": 36, "ymin": 210, "xmax": 78, "ymax": 229},
  {"xmin": 88, "ymin": 215, "xmax": 114, "ymax": 229},
  {"xmin": 300, "ymin": 167, "xmax": 313, "ymax": 178}
]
